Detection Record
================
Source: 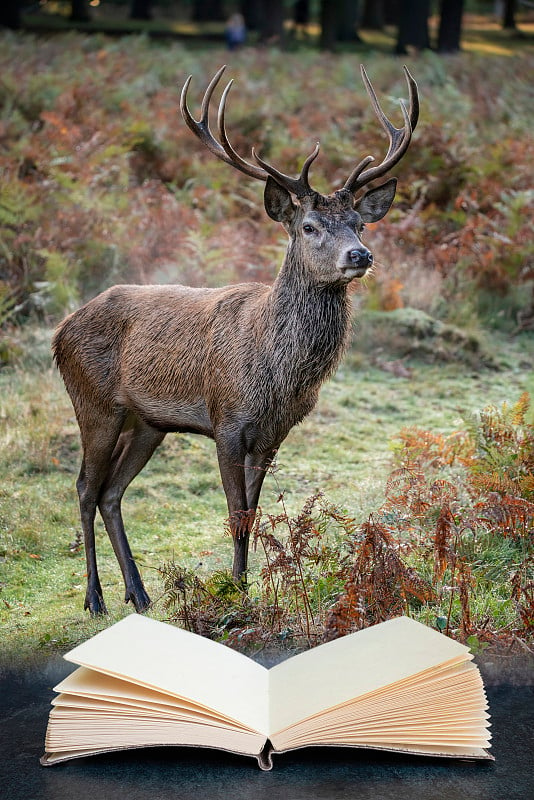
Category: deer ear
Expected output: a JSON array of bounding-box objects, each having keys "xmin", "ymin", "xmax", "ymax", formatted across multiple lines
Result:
[
  {"xmin": 355, "ymin": 178, "xmax": 397, "ymax": 223},
  {"xmin": 264, "ymin": 176, "xmax": 297, "ymax": 223}
]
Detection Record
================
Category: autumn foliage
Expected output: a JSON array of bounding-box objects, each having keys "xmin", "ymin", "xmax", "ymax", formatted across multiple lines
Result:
[
  {"xmin": 0, "ymin": 36, "xmax": 533, "ymax": 338},
  {"xmin": 160, "ymin": 394, "xmax": 533, "ymax": 653}
]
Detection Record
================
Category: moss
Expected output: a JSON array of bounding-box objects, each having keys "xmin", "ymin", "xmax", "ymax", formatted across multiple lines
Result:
[{"xmin": 355, "ymin": 308, "xmax": 498, "ymax": 368}]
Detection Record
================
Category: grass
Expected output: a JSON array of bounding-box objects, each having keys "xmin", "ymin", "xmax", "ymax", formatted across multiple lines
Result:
[{"xmin": 1, "ymin": 324, "xmax": 532, "ymax": 662}]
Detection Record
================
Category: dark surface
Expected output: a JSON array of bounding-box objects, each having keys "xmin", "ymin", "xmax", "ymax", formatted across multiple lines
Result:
[{"xmin": 0, "ymin": 657, "xmax": 533, "ymax": 800}]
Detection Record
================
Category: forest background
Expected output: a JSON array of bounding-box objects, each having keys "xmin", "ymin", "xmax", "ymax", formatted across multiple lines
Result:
[{"xmin": 0, "ymin": 3, "xmax": 533, "ymax": 666}]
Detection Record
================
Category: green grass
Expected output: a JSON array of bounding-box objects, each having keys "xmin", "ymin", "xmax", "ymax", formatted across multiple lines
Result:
[{"xmin": 1, "ymin": 325, "xmax": 532, "ymax": 662}]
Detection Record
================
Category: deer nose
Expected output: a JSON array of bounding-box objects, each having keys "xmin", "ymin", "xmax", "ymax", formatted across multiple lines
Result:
[{"xmin": 348, "ymin": 248, "xmax": 373, "ymax": 268}]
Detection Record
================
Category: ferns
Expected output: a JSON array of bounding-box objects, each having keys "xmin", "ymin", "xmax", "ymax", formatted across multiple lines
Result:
[
  {"xmin": 159, "ymin": 393, "xmax": 533, "ymax": 653},
  {"xmin": 469, "ymin": 393, "xmax": 534, "ymax": 500},
  {"xmin": 324, "ymin": 515, "xmax": 434, "ymax": 639},
  {"xmin": 0, "ymin": 35, "xmax": 533, "ymax": 326},
  {"xmin": 0, "ymin": 177, "xmax": 37, "ymax": 228},
  {"xmin": 387, "ymin": 393, "xmax": 534, "ymax": 642}
]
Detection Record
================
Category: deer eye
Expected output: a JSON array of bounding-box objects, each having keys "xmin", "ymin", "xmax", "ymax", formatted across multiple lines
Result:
[{"xmin": 303, "ymin": 224, "xmax": 316, "ymax": 234}]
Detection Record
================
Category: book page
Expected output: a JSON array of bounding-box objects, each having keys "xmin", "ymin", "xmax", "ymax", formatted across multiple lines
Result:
[
  {"xmin": 54, "ymin": 667, "xmax": 258, "ymax": 730},
  {"xmin": 269, "ymin": 659, "xmax": 490, "ymax": 753},
  {"xmin": 63, "ymin": 614, "xmax": 269, "ymax": 734},
  {"xmin": 268, "ymin": 617, "xmax": 471, "ymax": 734},
  {"xmin": 44, "ymin": 712, "xmax": 266, "ymax": 758}
]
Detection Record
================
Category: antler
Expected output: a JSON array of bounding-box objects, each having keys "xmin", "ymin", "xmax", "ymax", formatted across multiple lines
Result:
[
  {"xmin": 180, "ymin": 65, "xmax": 418, "ymax": 199},
  {"xmin": 343, "ymin": 65, "xmax": 419, "ymax": 194},
  {"xmin": 180, "ymin": 65, "xmax": 319, "ymax": 198}
]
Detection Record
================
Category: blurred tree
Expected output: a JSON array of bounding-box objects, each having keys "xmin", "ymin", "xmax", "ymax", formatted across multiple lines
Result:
[
  {"xmin": 130, "ymin": 0, "xmax": 153, "ymax": 20},
  {"xmin": 336, "ymin": 0, "xmax": 362, "ymax": 42},
  {"xmin": 70, "ymin": 0, "xmax": 91, "ymax": 22},
  {"xmin": 293, "ymin": 0, "xmax": 310, "ymax": 33},
  {"xmin": 0, "ymin": 0, "xmax": 20, "ymax": 28},
  {"xmin": 395, "ymin": 0, "xmax": 430, "ymax": 53},
  {"xmin": 362, "ymin": 0, "xmax": 384, "ymax": 29},
  {"xmin": 362, "ymin": 0, "xmax": 401, "ymax": 27},
  {"xmin": 320, "ymin": 0, "xmax": 338, "ymax": 49},
  {"xmin": 437, "ymin": 0, "xmax": 464, "ymax": 52},
  {"xmin": 502, "ymin": 0, "xmax": 517, "ymax": 28},
  {"xmin": 240, "ymin": 0, "xmax": 262, "ymax": 30},
  {"xmin": 258, "ymin": 0, "xmax": 285, "ymax": 42},
  {"xmin": 320, "ymin": 0, "xmax": 361, "ymax": 50},
  {"xmin": 383, "ymin": 0, "xmax": 400, "ymax": 24},
  {"xmin": 192, "ymin": 0, "xmax": 225, "ymax": 22}
]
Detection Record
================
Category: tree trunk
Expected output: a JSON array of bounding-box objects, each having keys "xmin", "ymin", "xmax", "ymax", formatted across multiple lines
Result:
[
  {"xmin": 395, "ymin": 0, "xmax": 430, "ymax": 53},
  {"xmin": 293, "ymin": 0, "xmax": 310, "ymax": 27},
  {"xmin": 337, "ymin": 0, "xmax": 361, "ymax": 42},
  {"xmin": 437, "ymin": 0, "xmax": 464, "ymax": 53},
  {"xmin": 502, "ymin": 0, "xmax": 517, "ymax": 29},
  {"xmin": 192, "ymin": 0, "xmax": 225, "ymax": 22},
  {"xmin": 384, "ymin": 0, "xmax": 400, "ymax": 25},
  {"xmin": 130, "ymin": 0, "xmax": 152, "ymax": 20},
  {"xmin": 258, "ymin": 0, "xmax": 285, "ymax": 43},
  {"xmin": 240, "ymin": 0, "xmax": 262, "ymax": 31},
  {"xmin": 362, "ymin": 0, "xmax": 383, "ymax": 29},
  {"xmin": 70, "ymin": 0, "xmax": 91, "ymax": 22},
  {"xmin": 0, "ymin": 0, "xmax": 20, "ymax": 29},
  {"xmin": 320, "ymin": 0, "xmax": 340, "ymax": 50}
]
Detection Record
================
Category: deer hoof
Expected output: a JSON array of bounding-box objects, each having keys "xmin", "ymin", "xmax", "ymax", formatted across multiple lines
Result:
[
  {"xmin": 84, "ymin": 591, "xmax": 108, "ymax": 616},
  {"xmin": 125, "ymin": 585, "xmax": 151, "ymax": 613}
]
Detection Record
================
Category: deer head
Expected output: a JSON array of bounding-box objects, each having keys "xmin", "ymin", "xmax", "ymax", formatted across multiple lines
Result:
[{"xmin": 181, "ymin": 65, "xmax": 419, "ymax": 285}]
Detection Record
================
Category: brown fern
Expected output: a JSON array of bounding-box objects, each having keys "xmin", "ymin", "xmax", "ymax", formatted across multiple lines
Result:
[
  {"xmin": 457, "ymin": 559, "xmax": 474, "ymax": 636},
  {"xmin": 385, "ymin": 464, "xmax": 430, "ymax": 518},
  {"xmin": 433, "ymin": 504, "xmax": 456, "ymax": 583},
  {"xmin": 511, "ymin": 556, "xmax": 534, "ymax": 635},
  {"xmin": 395, "ymin": 427, "xmax": 475, "ymax": 469},
  {"xmin": 324, "ymin": 515, "xmax": 434, "ymax": 641},
  {"xmin": 511, "ymin": 392, "xmax": 531, "ymax": 427},
  {"xmin": 475, "ymin": 493, "xmax": 534, "ymax": 540},
  {"xmin": 470, "ymin": 471, "xmax": 520, "ymax": 497}
]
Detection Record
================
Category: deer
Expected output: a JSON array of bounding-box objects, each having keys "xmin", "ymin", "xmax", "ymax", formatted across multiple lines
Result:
[{"xmin": 52, "ymin": 65, "xmax": 419, "ymax": 616}]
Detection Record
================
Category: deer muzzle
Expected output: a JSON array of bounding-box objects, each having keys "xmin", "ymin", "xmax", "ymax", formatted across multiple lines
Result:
[
  {"xmin": 348, "ymin": 247, "xmax": 373, "ymax": 269},
  {"xmin": 341, "ymin": 246, "xmax": 373, "ymax": 279}
]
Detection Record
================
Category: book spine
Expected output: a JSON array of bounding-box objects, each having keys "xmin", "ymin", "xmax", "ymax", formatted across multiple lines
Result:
[{"xmin": 256, "ymin": 741, "xmax": 274, "ymax": 770}]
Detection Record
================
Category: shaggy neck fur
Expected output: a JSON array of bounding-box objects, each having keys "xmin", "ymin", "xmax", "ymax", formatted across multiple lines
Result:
[{"xmin": 254, "ymin": 244, "xmax": 352, "ymax": 414}]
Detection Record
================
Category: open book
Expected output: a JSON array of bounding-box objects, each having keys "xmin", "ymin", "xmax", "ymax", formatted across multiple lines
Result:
[{"xmin": 40, "ymin": 615, "xmax": 492, "ymax": 769}]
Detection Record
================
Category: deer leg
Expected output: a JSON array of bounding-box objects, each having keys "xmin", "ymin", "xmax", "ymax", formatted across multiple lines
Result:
[
  {"xmin": 76, "ymin": 412, "xmax": 126, "ymax": 615},
  {"xmin": 215, "ymin": 437, "xmax": 252, "ymax": 582},
  {"xmin": 98, "ymin": 418, "xmax": 165, "ymax": 612},
  {"xmin": 245, "ymin": 450, "xmax": 275, "ymax": 512},
  {"xmin": 76, "ymin": 457, "xmax": 106, "ymax": 615}
]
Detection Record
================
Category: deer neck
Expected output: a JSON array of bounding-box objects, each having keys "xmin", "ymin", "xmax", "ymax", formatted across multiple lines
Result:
[{"xmin": 262, "ymin": 252, "xmax": 352, "ymax": 395}]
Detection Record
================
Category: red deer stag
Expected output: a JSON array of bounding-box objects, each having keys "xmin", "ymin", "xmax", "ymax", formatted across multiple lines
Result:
[{"xmin": 53, "ymin": 65, "xmax": 419, "ymax": 615}]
